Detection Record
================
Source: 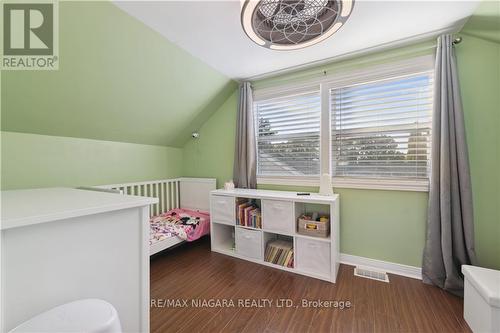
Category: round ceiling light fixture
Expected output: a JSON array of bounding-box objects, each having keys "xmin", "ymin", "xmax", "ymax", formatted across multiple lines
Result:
[{"xmin": 241, "ymin": 0, "xmax": 354, "ymax": 50}]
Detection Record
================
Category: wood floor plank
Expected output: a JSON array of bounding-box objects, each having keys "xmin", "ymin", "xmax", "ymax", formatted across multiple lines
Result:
[
  {"xmin": 329, "ymin": 265, "xmax": 355, "ymax": 333},
  {"xmin": 264, "ymin": 275, "xmax": 309, "ymax": 332},
  {"xmin": 153, "ymin": 256, "xmax": 256, "ymax": 332},
  {"xmin": 240, "ymin": 272, "xmax": 307, "ymax": 333},
  {"xmin": 181, "ymin": 263, "xmax": 271, "ymax": 332},
  {"xmin": 150, "ymin": 237, "xmax": 471, "ymax": 333},
  {"xmin": 220, "ymin": 270, "xmax": 284, "ymax": 333}
]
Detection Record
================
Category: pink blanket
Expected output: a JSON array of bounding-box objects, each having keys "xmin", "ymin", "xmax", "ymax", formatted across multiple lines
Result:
[{"xmin": 149, "ymin": 208, "xmax": 210, "ymax": 245}]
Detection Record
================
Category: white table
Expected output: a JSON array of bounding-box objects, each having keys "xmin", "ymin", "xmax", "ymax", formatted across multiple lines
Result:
[{"xmin": 1, "ymin": 188, "xmax": 157, "ymax": 332}]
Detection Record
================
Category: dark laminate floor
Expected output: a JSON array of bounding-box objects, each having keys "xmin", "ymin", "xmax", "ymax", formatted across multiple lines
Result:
[{"xmin": 150, "ymin": 237, "xmax": 471, "ymax": 333}]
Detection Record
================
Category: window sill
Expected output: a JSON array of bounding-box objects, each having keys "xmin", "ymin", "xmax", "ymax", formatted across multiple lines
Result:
[
  {"xmin": 332, "ymin": 177, "xmax": 429, "ymax": 192},
  {"xmin": 257, "ymin": 176, "xmax": 429, "ymax": 192}
]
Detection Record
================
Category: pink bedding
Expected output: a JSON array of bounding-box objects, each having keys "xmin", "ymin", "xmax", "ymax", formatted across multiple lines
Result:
[{"xmin": 149, "ymin": 208, "xmax": 210, "ymax": 245}]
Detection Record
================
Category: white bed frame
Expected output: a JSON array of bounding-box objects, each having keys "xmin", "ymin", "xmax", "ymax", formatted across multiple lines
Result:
[{"xmin": 96, "ymin": 177, "xmax": 216, "ymax": 255}]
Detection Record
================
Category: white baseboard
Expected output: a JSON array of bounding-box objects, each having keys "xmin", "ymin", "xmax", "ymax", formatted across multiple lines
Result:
[{"xmin": 340, "ymin": 253, "xmax": 422, "ymax": 280}]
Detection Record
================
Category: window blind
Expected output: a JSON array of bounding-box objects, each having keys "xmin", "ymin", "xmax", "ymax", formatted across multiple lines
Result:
[
  {"xmin": 255, "ymin": 90, "xmax": 321, "ymax": 176},
  {"xmin": 331, "ymin": 73, "xmax": 433, "ymax": 179}
]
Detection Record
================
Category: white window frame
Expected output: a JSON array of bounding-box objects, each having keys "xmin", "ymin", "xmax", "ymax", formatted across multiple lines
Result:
[
  {"xmin": 255, "ymin": 54, "xmax": 434, "ymax": 192},
  {"xmin": 254, "ymin": 84, "xmax": 321, "ymax": 186}
]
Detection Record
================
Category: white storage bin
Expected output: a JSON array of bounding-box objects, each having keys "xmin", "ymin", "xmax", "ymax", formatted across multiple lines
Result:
[
  {"xmin": 235, "ymin": 227, "xmax": 263, "ymax": 260},
  {"xmin": 262, "ymin": 200, "xmax": 294, "ymax": 234},
  {"xmin": 462, "ymin": 265, "xmax": 500, "ymax": 333},
  {"xmin": 296, "ymin": 237, "xmax": 331, "ymax": 278},
  {"xmin": 211, "ymin": 195, "xmax": 235, "ymax": 225}
]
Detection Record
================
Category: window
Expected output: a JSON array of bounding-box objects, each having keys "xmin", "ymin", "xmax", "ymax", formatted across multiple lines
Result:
[
  {"xmin": 253, "ymin": 55, "xmax": 434, "ymax": 191},
  {"xmin": 331, "ymin": 73, "xmax": 433, "ymax": 180},
  {"xmin": 255, "ymin": 89, "xmax": 321, "ymax": 176}
]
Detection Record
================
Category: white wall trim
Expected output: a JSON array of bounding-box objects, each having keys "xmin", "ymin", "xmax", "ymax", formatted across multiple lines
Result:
[{"xmin": 340, "ymin": 253, "xmax": 422, "ymax": 280}]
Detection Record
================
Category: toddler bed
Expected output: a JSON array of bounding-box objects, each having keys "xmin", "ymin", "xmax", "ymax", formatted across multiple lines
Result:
[{"xmin": 96, "ymin": 178, "xmax": 216, "ymax": 255}]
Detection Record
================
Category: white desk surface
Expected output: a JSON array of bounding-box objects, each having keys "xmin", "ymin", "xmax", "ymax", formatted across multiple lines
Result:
[{"xmin": 1, "ymin": 187, "xmax": 158, "ymax": 230}]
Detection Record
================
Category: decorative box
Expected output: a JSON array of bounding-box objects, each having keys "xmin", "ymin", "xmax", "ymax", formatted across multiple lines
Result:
[{"xmin": 297, "ymin": 216, "xmax": 330, "ymax": 238}]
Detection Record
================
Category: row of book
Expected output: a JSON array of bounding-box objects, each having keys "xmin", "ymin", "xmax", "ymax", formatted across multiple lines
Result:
[
  {"xmin": 264, "ymin": 239, "xmax": 294, "ymax": 268},
  {"xmin": 236, "ymin": 199, "xmax": 262, "ymax": 229}
]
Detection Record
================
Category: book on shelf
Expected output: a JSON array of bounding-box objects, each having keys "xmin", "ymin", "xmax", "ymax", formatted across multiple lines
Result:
[
  {"xmin": 236, "ymin": 200, "xmax": 261, "ymax": 228},
  {"xmin": 265, "ymin": 239, "xmax": 294, "ymax": 268}
]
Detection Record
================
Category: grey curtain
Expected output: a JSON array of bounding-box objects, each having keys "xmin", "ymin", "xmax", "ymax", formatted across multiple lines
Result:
[
  {"xmin": 233, "ymin": 82, "xmax": 257, "ymax": 189},
  {"xmin": 422, "ymin": 35, "xmax": 477, "ymax": 297}
]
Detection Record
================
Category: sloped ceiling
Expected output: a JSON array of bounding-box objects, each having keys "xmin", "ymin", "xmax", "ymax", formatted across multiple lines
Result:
[
  {"xmin": 114, "ymin": 0, "xmax": 481, "ymax": 80},
  {"xmin": 1, "ymin": 1, "xmax": 237, "ymax": 148}
]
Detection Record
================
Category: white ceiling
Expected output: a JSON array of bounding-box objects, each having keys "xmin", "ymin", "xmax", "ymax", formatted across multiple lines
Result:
[{"xmin": 114, "ymin": 1, "xmax": 480, "ymax": 80}]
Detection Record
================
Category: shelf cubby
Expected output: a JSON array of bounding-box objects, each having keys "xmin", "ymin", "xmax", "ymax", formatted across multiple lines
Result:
[
  {"xmin": 294, "ymin": 202, "xmax": 331, "ymax": 239},
  {"xmin": 211, "ymin": 222, "xmax": 235, "ymax": 254},
  {"xmin": 263, "ymin": 232, "xmax": 294, "ymax": 268},
  {"xmin": 235, "ymin": 197, "xmax": 262, "ymax": 229},
  {"xmin": 294, "ymin": 202, "xmax": 331, "ymax": 220}
]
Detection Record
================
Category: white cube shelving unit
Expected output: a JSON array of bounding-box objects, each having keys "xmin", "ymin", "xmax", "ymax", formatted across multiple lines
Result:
[{"xmin": 210, "ymin": 188, "xmax": 340, "ymax": 283}]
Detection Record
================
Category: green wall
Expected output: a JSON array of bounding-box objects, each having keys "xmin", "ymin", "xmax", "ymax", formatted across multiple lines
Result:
[
  {"xmin": 181, "ymin": 35, "xmax": 500, "ymax": 269},
  {"xmin": 1, "ymin": 1, "xmax": 498, "ymax": 269},
  {"xmin": 456, "ymin": 35, "xmax": 500, "ymax": 269},
  {"xmin": 181, "ymin": 89, "xmax": 429, "ymax": 266},
  {"xmin": 182, "ymin": 91, "xmax": 238, "ymax": 188},
  {"xmin": 180, "ymin": 71, "xmax": 431, "ymax": 267},
  {"xmin": 1, "ymin": 131, "xmax": 182, "ymax": 190},
  {"xmin": 1, "ymin": 1, "xmax": 234, "ymax": 147},
  {"xmin": 461, "ymin": 0, "xmax": 500, "ymax": 44},
  {"xmin": 1, "ymin": 1, "xmax": 232, "ymax": 190}
]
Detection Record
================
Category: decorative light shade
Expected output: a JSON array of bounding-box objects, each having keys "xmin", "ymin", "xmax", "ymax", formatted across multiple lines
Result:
[{"xmin": 241, "ymin": 0, "xmax": 354, "ymax": 50}]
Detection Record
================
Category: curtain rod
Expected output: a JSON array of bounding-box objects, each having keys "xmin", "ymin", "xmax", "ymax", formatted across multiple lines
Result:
[
  {"xmin": 251, "ymin": 42, "xmax": 436, "ymax": 90},
  {"xmin": 247, "ymin": 29, "xmax": 460, "ymax": 82}
]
